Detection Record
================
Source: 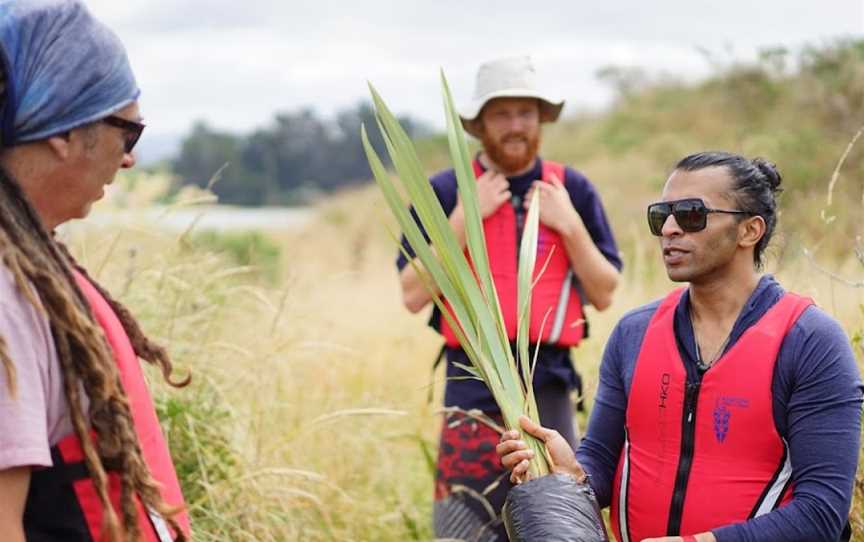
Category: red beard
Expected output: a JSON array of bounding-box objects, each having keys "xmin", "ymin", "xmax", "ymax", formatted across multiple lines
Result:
[{"xmin": 480, "ymin": 130, "xmax": 540, "ymax": 174}]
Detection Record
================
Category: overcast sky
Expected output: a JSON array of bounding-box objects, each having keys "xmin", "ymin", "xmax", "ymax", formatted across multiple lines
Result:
[{"xmin": 85, "ymin": 1, "xmax": 864, "ymax": 162}]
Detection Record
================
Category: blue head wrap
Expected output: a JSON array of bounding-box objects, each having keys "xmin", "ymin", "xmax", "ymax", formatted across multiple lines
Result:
[{"xmin": 0, "ymin": 0, "xmax": 140, "ymax": 147}]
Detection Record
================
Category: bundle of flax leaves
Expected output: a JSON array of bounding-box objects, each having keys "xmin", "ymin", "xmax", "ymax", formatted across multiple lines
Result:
[{"xmin": 362, "ymin": 73, "xmax": 607, "ymax": 541}]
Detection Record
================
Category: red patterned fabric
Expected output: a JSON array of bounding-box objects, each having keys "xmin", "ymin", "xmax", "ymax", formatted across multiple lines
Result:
[{"xmin": 435, "ymin": 413, "xmax": 506, "ymax": 501}]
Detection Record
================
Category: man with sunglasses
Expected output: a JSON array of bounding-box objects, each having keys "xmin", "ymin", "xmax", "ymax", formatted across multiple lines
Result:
[
  {"xmin": 0, "ymin": 2, "xmax": 189, "ymax": 540},
  {"xmin": 498, "ymin": 151, "xmax": 862, "ymax": 541}
]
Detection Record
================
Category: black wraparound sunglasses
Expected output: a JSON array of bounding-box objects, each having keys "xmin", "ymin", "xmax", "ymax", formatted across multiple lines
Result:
[
  {"xmin": 102, "ymin": 115, "xmax": 145, "ymax": 154},
  {"xmin": 647, "ymin": 198, "xmax": 753, "ymax": 236}
]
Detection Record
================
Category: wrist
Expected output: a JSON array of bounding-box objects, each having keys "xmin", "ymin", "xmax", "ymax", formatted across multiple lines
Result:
[
  {"xmin": 558, "ymin": 462, "xmax": 587, "ymax": 483},
  {"xmin": 558, "ymin": 210, "xmax": 584, "ymax": 238},
  {"xmin": 571, "ymin": 469, "xmax": 588, "ymax": 484}
]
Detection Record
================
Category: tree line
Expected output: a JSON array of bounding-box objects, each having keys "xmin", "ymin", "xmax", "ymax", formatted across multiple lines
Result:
[{"xmin": 172, "ymin": 102, "xmax": 430, "ymax": 206}]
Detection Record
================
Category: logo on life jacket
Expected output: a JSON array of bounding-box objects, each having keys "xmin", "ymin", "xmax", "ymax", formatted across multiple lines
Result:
[
  {"xmin": 659, "ymin": 373, "xmax": 671, "ymax": 409},
  {"xmin": 713, "ymin": 396, "xmax": 749, "ymax": 443}
]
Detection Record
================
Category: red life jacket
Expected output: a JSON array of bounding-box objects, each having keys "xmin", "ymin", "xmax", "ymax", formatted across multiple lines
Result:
[
  {"xmin": 439, "ymin": 159, "xmax": 585, "ymax": 348},
  {"xmin": 22, "ymin": 271, "xmax": 190, "ymax": 541},
  {"xmin": 610, "ymin": 288, "xmax": 812, "ymax": 542}
]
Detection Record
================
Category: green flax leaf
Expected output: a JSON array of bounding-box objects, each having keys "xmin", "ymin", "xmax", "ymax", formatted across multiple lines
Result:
[{"xmin": 363, "ymin": 79, "xmax": 551, "ymax": 476}]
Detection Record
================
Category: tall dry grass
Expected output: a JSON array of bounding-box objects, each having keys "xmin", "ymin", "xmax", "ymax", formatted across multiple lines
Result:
[
  {"xmin": 70, "ymin": 186, "xmax": 441, "ymax": 541},
  {"xmin": 62, "ymin": 40, "xmax": 863, "ymax": 539},
  {"xmin": 68, "ymin": 155, "xmax": 863, "ymax": 540}
]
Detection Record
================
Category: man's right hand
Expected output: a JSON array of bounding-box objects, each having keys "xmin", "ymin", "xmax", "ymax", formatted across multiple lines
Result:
[
  {"xmin": 474, "ymin": 169, "xmax": 511, "ymax": 218},
  {"xmin": 496, "ymin": 415, "xmax": 586, "ymax": 484}
]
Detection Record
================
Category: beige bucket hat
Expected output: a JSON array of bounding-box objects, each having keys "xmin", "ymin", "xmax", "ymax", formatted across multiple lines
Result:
[{"xmin": 459, "ymin": 55, "xmax": 564, "ymax": 138}]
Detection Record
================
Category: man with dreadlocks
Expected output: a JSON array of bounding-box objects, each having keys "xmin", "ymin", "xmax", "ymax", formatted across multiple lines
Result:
[{"xmin": 0, "ymin": 1, "xmax": 191, "ymax": 541}]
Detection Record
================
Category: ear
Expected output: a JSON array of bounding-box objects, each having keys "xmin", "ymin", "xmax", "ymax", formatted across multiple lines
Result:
[
  {"xmin": 473, "ymin": 118, "xmax": 485, "ymax": 137},
  {"xmin": 738, "ymin": 215, "xmax": 766, "ymax": 250},
  {"xmin": 45, "ymin": 133, "xmax": 72, "ymax": 161}
]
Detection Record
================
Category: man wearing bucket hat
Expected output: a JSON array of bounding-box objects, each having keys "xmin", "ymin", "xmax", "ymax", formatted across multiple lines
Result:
[
  {"xmin": 498, "ymin": 152, "xmax": 863, "ymax": 541},
  {"xmin": 0, "ymin": 1, "xmax": 190, "ymax": 540},
  {"xmin": 458, "ymin": 56, "xmax": 567, "ymax": 140},
  {"xmin": 397, "ymin": 56, "xmax": 622, "ymax": 540}
]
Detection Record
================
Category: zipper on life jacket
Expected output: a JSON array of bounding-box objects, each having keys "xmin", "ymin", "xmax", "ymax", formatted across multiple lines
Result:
[
  {"xmin": 513, "ymin": 194, "xmax": 525, "ymax": 261},
  {"xmin": 666, "ymin": 380, "xmax": 701, "ymax": 535}
]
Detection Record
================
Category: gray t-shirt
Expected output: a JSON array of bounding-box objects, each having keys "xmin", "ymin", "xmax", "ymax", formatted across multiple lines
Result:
[{"xmin": 0, "ymin": 266, "xmax": 75, "ymax": 469}]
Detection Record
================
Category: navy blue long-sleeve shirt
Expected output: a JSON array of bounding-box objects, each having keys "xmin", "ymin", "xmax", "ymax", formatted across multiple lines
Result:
[{"xmin": 577, "ymin": 275, "xmax": 863, "ymax": 541}]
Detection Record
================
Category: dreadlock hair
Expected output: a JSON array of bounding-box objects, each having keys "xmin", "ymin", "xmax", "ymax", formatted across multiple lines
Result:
[
  {"xmin": 0, "ymin": 162, "xmax": 190, "ymax": 538},
  {"xmin": 0, "ymin": 60, "xmax": 13, "ymax": 396},
  {"xmin": 675, "ymin": 151, "xmax": 783, "ymax": 269}
]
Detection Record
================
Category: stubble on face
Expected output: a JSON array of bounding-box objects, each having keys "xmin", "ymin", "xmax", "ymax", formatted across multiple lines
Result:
[{"xmin": 666, "ymin": 220, "xmax": 740, "ymax": 284}]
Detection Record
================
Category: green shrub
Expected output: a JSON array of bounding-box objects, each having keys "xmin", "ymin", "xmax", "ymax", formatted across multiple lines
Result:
[
  {"xmin": 192, "ymin": 231, "xmax": 282, "ymax": 280},
  {"xmin": 155, "ymin": 382, "xmax": 239, "ymax": 530}
]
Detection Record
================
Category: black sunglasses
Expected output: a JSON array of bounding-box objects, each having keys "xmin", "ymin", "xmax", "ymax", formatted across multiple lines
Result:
[
  {"xmin": 102, "ymin": 115, "xmax": 145, "ymax": 154},
  {"xmin": 647, "ymin": 198, "xmax": 753, "ymax": 236}
]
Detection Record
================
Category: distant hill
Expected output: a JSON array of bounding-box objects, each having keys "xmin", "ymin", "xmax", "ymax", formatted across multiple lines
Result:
[
  {"xmin": 545, "ymin": 39, "xmax": 863, "ymax": 196},
  {"xmin": 166, "ymin": 39, "xmax": 863, "ymax": 210},
  {"xmin": 422, "ymin": 39, "xmax": 863, "ymax": 197}
]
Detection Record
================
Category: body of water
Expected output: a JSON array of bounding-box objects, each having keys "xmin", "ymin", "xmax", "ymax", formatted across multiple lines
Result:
[{"xmin": 70, "ymin": 205, "xmax": 314, "ymax": 233}]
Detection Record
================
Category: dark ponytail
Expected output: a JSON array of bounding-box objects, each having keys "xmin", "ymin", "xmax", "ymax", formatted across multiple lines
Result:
[{"xmin": 675, "ymin": 151, "xmax": 783, "ymax": 268}]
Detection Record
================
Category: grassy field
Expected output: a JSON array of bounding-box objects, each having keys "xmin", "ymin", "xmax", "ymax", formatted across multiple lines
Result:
[
  {"xmin": 68, "ymin": 40, "xmax": 863, "ymax": 541},
  {"xmin": 70, "ymin": 167, "xmax": 863, "ymax": 541}
]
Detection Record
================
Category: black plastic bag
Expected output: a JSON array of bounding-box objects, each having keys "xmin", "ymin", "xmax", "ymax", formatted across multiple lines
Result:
[{"xmin": 502, "ymin": 473, "xmax": 608, "ymax": 542}]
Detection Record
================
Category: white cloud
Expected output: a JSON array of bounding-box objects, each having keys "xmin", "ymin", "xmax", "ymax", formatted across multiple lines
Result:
[{"xmin": 83, "ymin": 0, "xmax": 863, "ymax": 144}]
